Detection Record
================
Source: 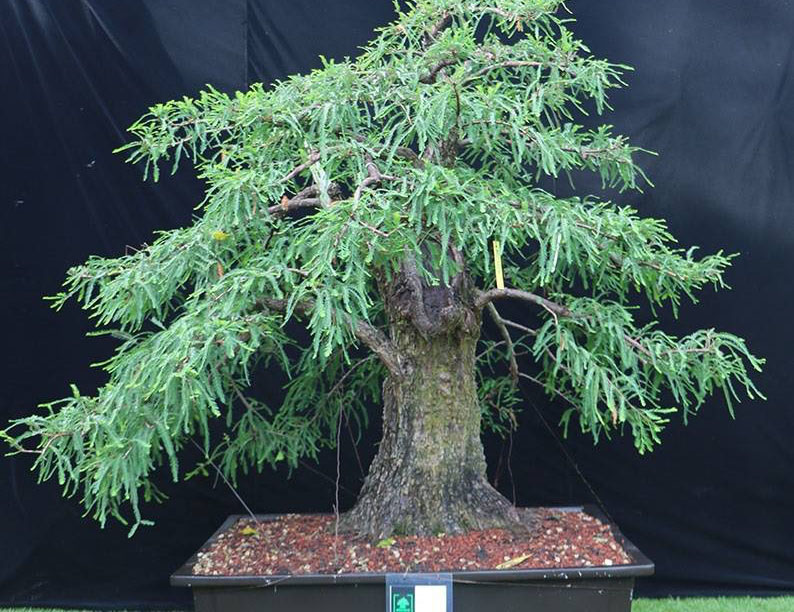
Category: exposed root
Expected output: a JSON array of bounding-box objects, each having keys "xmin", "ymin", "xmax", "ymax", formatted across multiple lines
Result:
[{"xmin": 338, "ymin": 476, "xmax": 536, "ymax": 539}]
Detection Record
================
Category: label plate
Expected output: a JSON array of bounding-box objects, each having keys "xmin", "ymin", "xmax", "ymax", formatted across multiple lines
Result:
[{"xmin": 385, "ymin": 573, "xmax": 453, "ymax": 612}]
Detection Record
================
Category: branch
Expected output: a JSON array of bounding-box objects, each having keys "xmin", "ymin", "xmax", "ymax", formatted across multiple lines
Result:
[
  {"xmin": 258, "ymin": 298, "xmax": 403, "ymax": 376},
  {"xmin": 518, "ymin": 372, "xmax": 579, "ymax": 409},
  {"xmin": 480, "ymin": 6, "xmax": 513, "ymax": 19},
  {"xmin": 501, "ymin": 317, "xmax": 538, "ymax": 337},
  {"xmin": 279, "ymin": 151, "xmax": 321, "ymax": 183},
  {"xmin": 479, "ymin": 285, "xmax": 719, "ymax": 397},
  {"xmin": 477, "ymin": 287, "xmax": 685, "ymax": 373},
  {"xmin": 326, "ymin": 354, "xmax": 376, "ymax": 398},
  {"xmin": 462, "ymin": 119, "xmax": 630, "ymax": 168},
  {"xmin": 475, "ymin": 287, "xmax": 572, "ymax": 318},
  {"xmin": 1, "ymin": 428, "xmax": 68, "ymax": 456},
  {"xmin": 416, "ymin": 15, "xmax": 457, "ymax": 123},
  {"xmin": 624, "ymin": 332, "xmax": 714, "ymax": 362},
  {"xmin": 419, "ymin": 56, "xmax": 460, "ymax": 84},
  {"xmin": 267, "ymin": 186, "xmax": 320, "ymax": 216},
  {"xmin": 502, "ymin": 199, "xmax": 709, "ymax": 286},
  {"xmin": 353, "ymin": 154, "xmax": 396, "ymax": 203},
  {"xmin": 423, "ymin": 12, "xmax": 452, "ymax": 47},
  {"xmin": 623, "ymin": 334, "xmax": 652, "ymax": 360},
  {"xmin": 464, "ymin": 60, "xmax": 542, "ymax": 82},
  {"xmin": 351, "ymin": 319, "xmax": 403, "ymax": 376},
  {"xmin": 485, "ymin": 302, "xmax": 519, "ymax": 384},
  {"xmin": 267, "ymin": 197, "xmax": 321, "ymax": 216},
  {"xmin": 351, "ymin": 134, "xmax": 424, "ymax": 168},
  {"xmin": 266, "ymin": 184, "xmax": 342, "ymax": 217},
  {"xmin": 394, "ymin": 146, "xmax": 424, "ymax": 167},
  {"xmin": 328, "ymin": 155, "xmax": 395, "ymax": 259},
  {"xmin": 607, "ymin": 250, "xmax": 687, "ymax": 282}
]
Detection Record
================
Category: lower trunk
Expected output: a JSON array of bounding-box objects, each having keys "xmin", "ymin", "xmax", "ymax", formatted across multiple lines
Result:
[{"xmin": 341, "ymin": 279, "xmax": 523, "ymax": 537}]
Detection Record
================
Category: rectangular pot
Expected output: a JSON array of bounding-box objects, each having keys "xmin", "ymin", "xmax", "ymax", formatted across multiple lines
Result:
[{"xmin": 172, "ymin": 505, "xmax": 653, "ymax": 612}]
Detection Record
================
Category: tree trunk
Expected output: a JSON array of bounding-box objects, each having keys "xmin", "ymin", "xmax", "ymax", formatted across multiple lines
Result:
[{"xmin": 340, "ymin": 265, "xmax": 524, "ymax": 537}]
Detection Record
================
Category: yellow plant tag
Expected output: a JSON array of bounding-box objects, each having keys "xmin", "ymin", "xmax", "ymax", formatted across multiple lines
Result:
[
  {"xmin": 493, "ymin": 240, "xmax": 505, "ymax": 289},
  {"xmin": 240, "ymin": 526, "xmax": 258, "ymax": 536}
]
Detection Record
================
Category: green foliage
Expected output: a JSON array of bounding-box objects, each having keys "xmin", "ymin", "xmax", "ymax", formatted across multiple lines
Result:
[
  {"xmin": 532, "ymin": 297, "xmax": 763, "ymax": 453},
  {"xmin": 3, "ymin": 0, "xmax": 763, "ymax": 531}
]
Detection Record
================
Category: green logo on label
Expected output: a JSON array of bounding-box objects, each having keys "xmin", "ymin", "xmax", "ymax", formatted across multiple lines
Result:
[{"xmin": 392, "ymin": 591, "xmax": 414, "ymax": 612}]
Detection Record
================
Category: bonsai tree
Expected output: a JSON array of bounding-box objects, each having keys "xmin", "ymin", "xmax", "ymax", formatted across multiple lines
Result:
[{"xmin": 4, "ymin": 0, "xmax": 762, "ymax": 538}]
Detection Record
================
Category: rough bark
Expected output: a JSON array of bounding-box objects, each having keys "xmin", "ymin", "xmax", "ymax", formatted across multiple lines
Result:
[{"xmin": 340, "ymin": 262, "xmax": 526, "ymax": 537}]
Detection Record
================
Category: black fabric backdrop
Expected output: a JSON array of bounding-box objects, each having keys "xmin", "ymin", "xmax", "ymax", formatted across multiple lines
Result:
[{"xmin": 1, "ymin": 0, "xmax": 793, "ymax": 608}]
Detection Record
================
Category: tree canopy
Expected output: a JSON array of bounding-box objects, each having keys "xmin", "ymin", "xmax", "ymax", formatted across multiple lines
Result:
[{"xmin": 3, "ymin": 0, "xmax": 762, "ymax": 535}]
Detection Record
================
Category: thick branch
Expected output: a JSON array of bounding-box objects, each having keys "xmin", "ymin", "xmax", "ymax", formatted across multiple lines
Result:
[
  {"xmin": 267, "ymin": 197, "xmax": 321, "ymax": 216},
  {"xmin": 352, "ymin": 319, "xmax": 403, "ymax": 375},
  {"xmin": 475, "ymin": 287, "xmax": 572, "ymax": 318},
  {"xmin": 266, "ymin": 184, "xmax": 342, "ymax": 217},
  {"xmin": 476, "ymin": 287, "xmax": 691, "ymax": 368},
  {"xmin": 267, "ymin": 186, "xmax": 321, "ymax": 216},
  {"xmin": 478, "ymin": 285, "xmax": 717, "ymax": 382},
  {"xmin": 258, "ymin": 297, "xmax": 402, "ymax": 375}
]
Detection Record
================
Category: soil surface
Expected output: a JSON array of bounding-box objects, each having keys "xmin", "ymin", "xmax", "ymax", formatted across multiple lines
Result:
[{"xmin": 192, "ymin": 508, "xmax": 632, "ymax": 576}]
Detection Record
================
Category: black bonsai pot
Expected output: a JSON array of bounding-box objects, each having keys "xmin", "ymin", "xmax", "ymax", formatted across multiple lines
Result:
[{"xmin": 172, "ymin": 505, "xmax": 653, "ymax": 612}]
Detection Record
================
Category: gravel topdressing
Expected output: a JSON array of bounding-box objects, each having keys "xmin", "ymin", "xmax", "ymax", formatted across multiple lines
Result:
[{"xmin": 192, "ymin": 508, "xmax": 633, "ymax": 576}]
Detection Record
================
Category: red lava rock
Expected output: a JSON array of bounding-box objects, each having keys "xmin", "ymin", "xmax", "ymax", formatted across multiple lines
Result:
[{"xmin": 192, "ymin": 509, "xmax": 633, "ymax": 576}]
